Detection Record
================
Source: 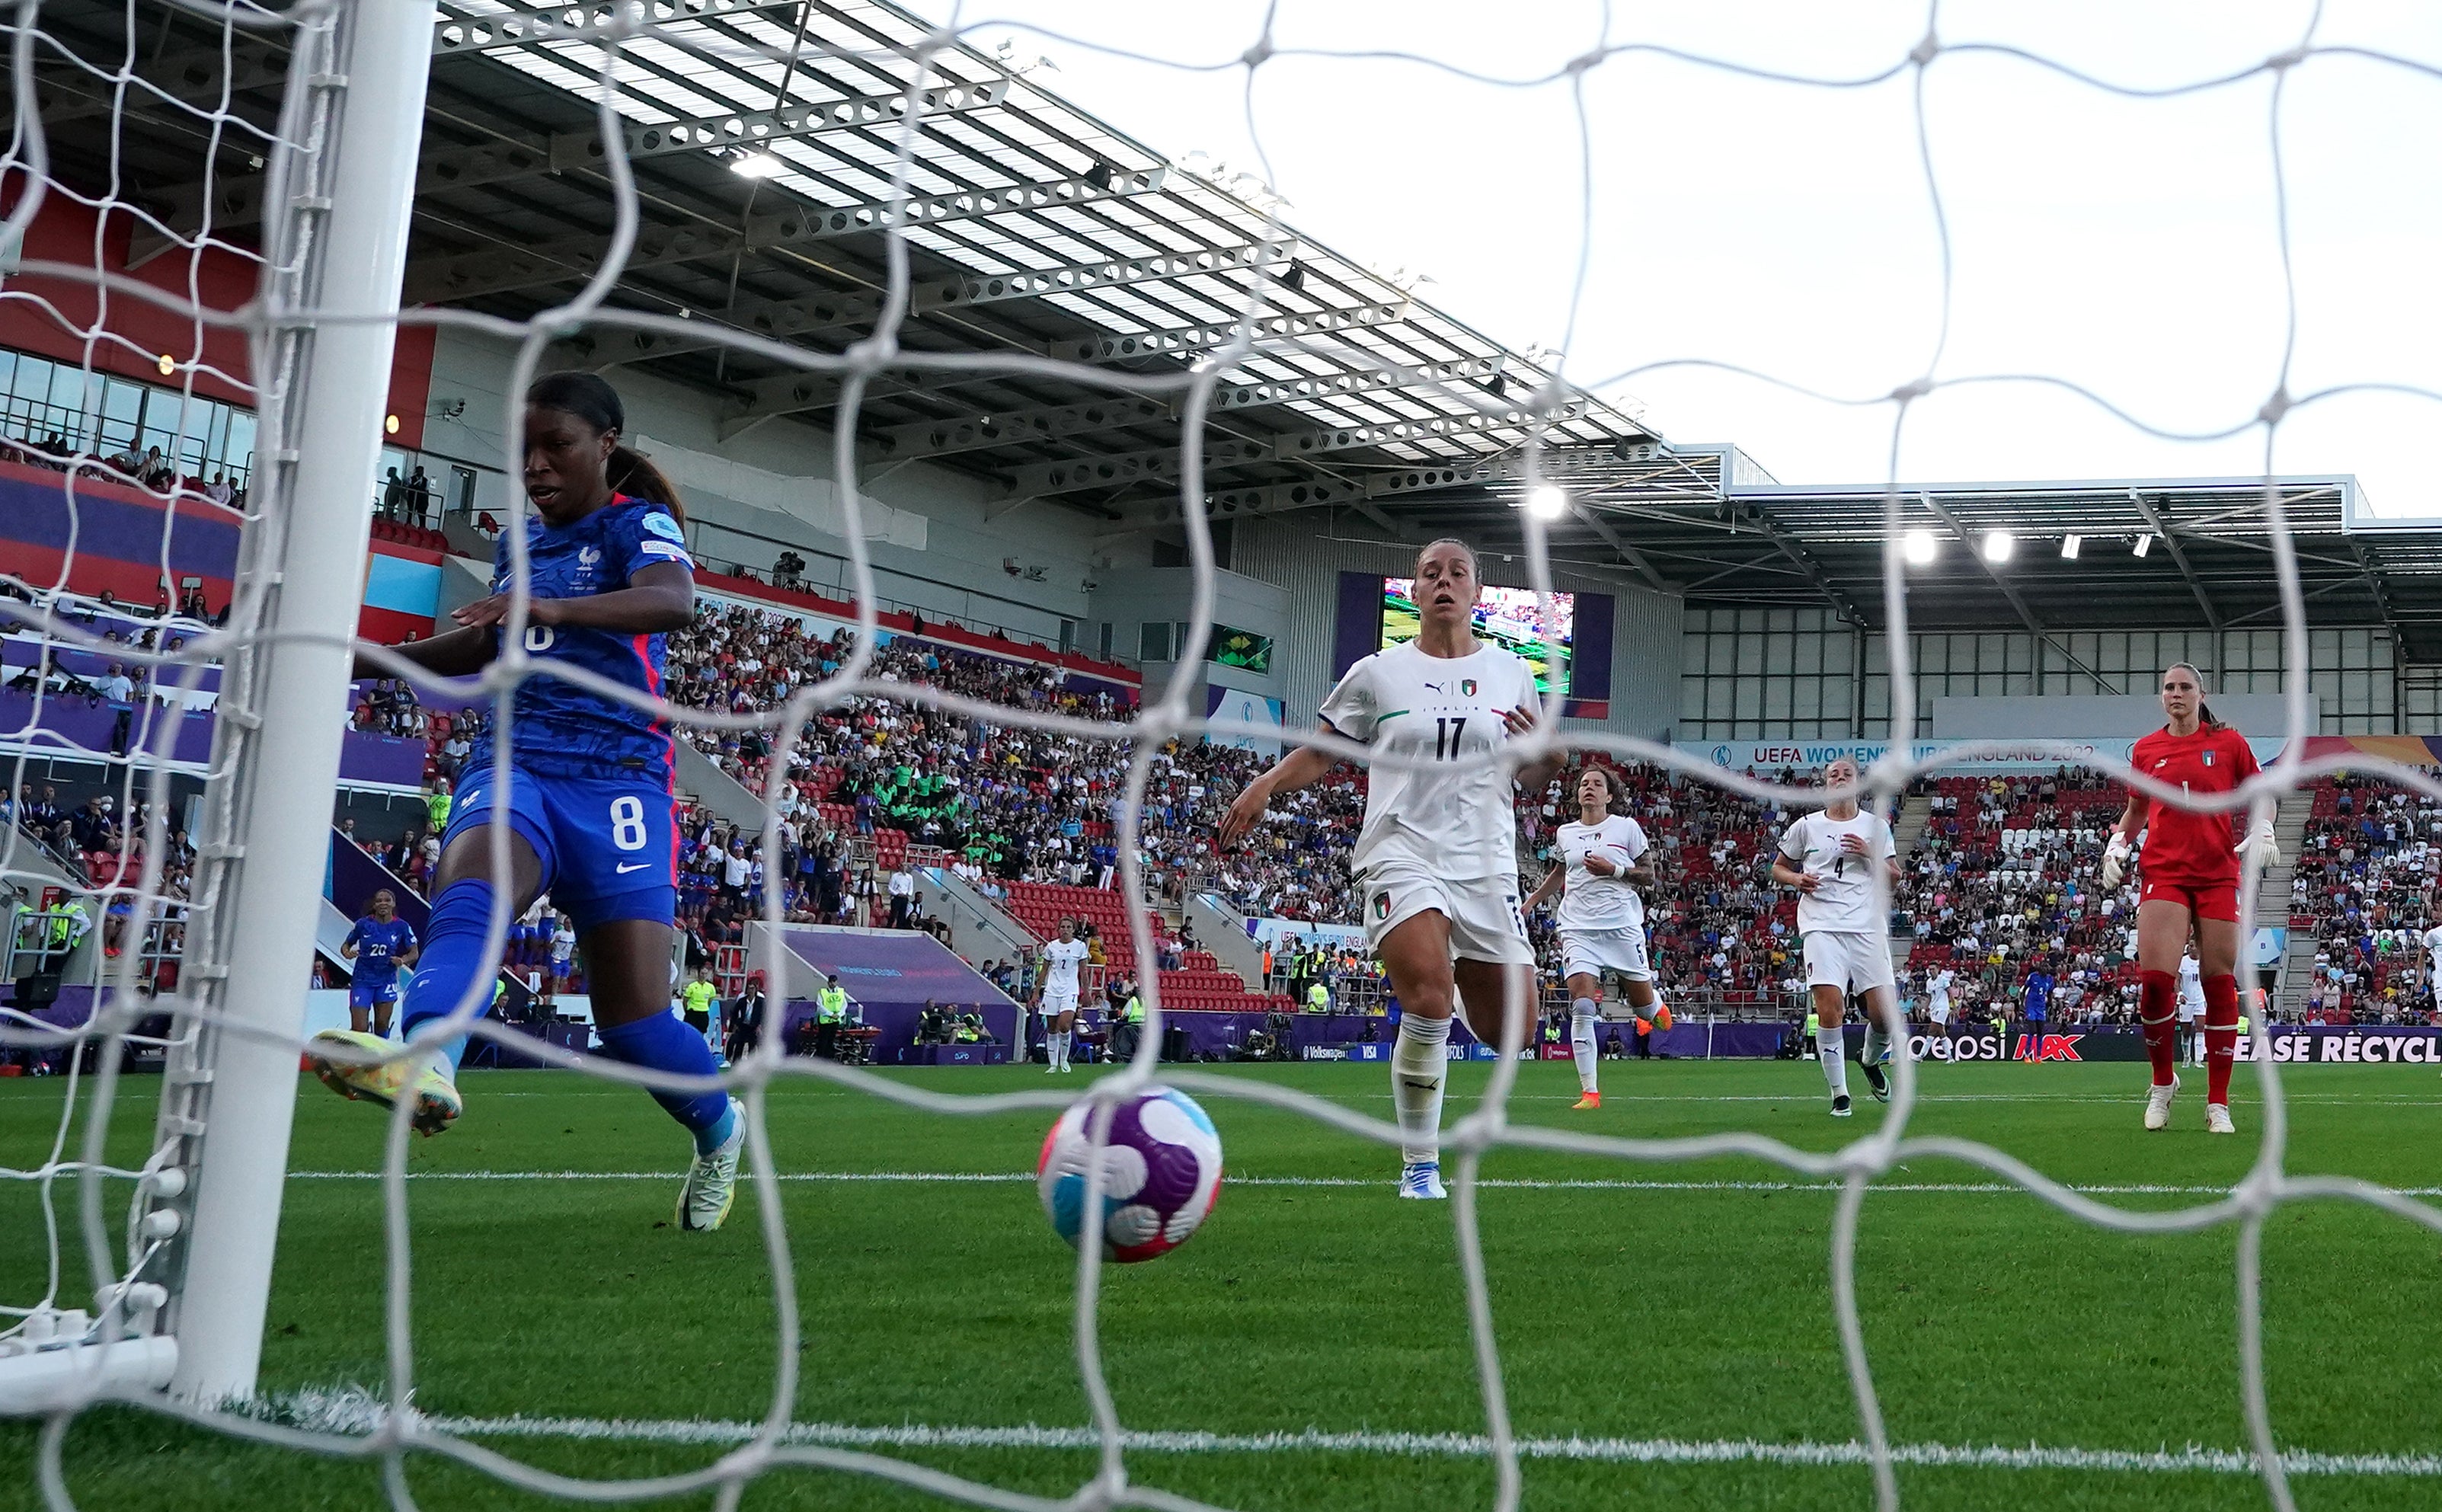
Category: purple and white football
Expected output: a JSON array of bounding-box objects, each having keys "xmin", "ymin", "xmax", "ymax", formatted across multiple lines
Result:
[{"xmin": 1037, "ymin": 1086, "xmax": 1223, "ymax": 1262}]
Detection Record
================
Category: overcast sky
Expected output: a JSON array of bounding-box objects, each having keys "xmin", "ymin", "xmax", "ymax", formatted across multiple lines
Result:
[{"xmin": 909, "ymin": 2, "xmax": 2442, "ymax": 519}]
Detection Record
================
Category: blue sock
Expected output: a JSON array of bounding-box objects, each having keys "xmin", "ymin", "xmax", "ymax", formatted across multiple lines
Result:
[
  {"xmin": 398, "ymin": 877, "xmax": 501, "ymax": 1075},
  {"xmin": 595, "ymin": 1011, "xmax": 735, "ymax": 1153}
]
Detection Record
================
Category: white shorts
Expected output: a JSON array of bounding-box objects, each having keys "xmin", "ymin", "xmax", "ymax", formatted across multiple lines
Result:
[
  {"xmin": 1359, "ymin": 862, "xmax": 1534, "ymax": 968},
  {"xmin": 1560, "ymin": 926, "xmax": 1651, "ymax": 984},
  {"xmin": 1042, "ymin": 989, "xmax": 1080, "ymax": 1017},
  {"xmin": 2177, "ymin": 996, "xmax": 2205, "ymax": 1023},
  {"xmin": 1802, "ymin": 931, "xmax": 1895, "ymax": 995}
]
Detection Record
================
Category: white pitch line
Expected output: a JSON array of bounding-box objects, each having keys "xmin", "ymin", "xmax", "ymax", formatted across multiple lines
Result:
[
  {"xmin": 283, "ymin": 1170, "xmax": 2442, "ymax": 1197},
  {"xmin": 263, "ymin": 1395, "xmax": 2442, "ymax": 1478}
]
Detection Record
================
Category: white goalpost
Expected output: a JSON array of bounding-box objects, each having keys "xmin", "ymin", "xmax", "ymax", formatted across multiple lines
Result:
[{"xmin": 0, "ymin": 0, "xmax": 432, "ymax": 1411}]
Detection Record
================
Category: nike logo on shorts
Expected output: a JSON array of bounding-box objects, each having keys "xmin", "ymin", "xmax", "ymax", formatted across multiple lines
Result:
[{"xmin": 615, "ymin": 861, "xmax": 651, "ymax": 874}]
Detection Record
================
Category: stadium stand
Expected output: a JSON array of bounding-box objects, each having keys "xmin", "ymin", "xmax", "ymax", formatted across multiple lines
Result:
[
  {"xmin": 2290, "ymin": 775, "xmax": 2442, "ymax": 1023},
  {"xmin": 1899, "ymin": 772, "xmax": 2141, "ymax": 1025}
]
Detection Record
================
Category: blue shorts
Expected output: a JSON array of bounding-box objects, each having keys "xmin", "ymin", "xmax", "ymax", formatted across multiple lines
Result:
[
  {"xmin": 443, "ymin": 766, "xmax": 677, "ymax": 934},
  {"xmin": 350, "ymin": 977, "xmax": 402, "ymax": 1009}
]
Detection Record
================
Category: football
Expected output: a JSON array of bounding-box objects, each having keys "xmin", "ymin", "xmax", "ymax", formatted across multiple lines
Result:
[{"xmin": 1037, "ymin": 1086, "xmax": 1223, "ymax": 1262}]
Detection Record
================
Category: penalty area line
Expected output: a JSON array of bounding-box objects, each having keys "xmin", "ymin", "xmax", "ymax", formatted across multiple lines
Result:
[
  {"xmin": 283, "ymin": 1171, "xmax": 2442, "ymax": 1197},
  {"xmin": 264, "ymin": 1395, "xmax": 2442, "ymax": 1478}
]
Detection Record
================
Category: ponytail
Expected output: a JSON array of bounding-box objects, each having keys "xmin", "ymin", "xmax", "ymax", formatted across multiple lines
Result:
[{"xmin": 608, "ymin": 443, "xmax": 686, "ymax": 526}]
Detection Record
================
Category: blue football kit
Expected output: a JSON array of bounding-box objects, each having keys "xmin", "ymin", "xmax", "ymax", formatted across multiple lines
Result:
[
  {"xmin": 446, "ymin": 496, "xmax": 691, "ymax": 932},
  {"xmin": 380, "ymin": 490, "xmax": 735, "ymax": 1164},
  {"xmin": 346, "ymin": 916, "xmax": 418, "ymax": 1006}
]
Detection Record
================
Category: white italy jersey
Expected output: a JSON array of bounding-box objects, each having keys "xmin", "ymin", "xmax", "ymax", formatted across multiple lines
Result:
[
  {"xmin": 1554, "ymin": 815, "xmax": 1650, "ymax": 932},
  {"xmin": 1319, "ymin": 638, "xmax": 1540, "ymax": 882},
  {"xmin": 1778, "ymin": 809, "xmax": 1896, "ymax": 935},
  {"xmin": 2422, "ymin": 925, "xmax": 2442, "ymax": 976},
  {"xmin": 2178, "ymin": 955, "xmax": 2204, "ymax": 1015},
  {"xmin": 1927, "ymin": 969, "xmax": 1955, "ymax": 1006},
  {"xmin": 1040, "ymin": 938, "xmax": 1088, "ymax": 997}
]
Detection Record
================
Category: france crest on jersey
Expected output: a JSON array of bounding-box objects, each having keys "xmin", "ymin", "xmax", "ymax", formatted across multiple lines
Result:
[{"xmin": 466, "ymin": 496, "xmax": 693, "ymax": 785}]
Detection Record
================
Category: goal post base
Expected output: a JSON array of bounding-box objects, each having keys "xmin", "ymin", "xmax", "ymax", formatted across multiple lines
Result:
[{"xmin": 0, "ymin": 1336, "xmax": 179, "ymax": 1417}]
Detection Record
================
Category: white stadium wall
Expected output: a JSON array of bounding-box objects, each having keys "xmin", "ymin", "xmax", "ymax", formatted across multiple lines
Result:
[
  {"xmin": 414, "ymin": 327, "xmax": 1157, "ymax": 649},
  {"xmin": 1682, "ymin": 613, "xmax": 2404, "ymax": 740},
  {"xmin": 1088, "ymin": 564, "xmax": 1290, "ymax": 708},
  {"xmin": 1929, "ymin": 693, "xmax": 2300, "ymax": 739},
  {"xmin": 1227, "ymin": 516, "xmax": 1683, "ymax": 743}
]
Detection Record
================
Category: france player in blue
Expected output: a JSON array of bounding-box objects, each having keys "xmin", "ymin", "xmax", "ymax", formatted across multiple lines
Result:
[
  {"xmin": 340, "ymin": 889, "xmax": 418, "ymax": 1037},
  {"xmin": 308, "ymin": 372, "xmax": 744, "ymax": 1232}
]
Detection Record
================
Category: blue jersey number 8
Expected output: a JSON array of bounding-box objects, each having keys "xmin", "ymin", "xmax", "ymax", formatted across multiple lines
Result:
[{"xmin": 609, "ymin": 795, "xmax": 648, "ymax": 852}]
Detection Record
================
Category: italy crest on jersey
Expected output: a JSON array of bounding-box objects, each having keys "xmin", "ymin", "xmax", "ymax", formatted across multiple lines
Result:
[
  {"xmin": 2203, "ymin": 750, "xmax": 2215, "ymax": 766},
  {"xmin": 1461, "ymin": 679, "xmax": 1478, "ymax": 697}
]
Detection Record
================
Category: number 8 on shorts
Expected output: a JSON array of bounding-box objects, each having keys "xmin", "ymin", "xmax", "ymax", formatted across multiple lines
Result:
[{"xmin": 610, "ymin": 794, "xmax": 648, "ymax": 852}]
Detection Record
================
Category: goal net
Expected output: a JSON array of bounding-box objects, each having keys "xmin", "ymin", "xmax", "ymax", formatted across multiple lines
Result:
[{"xmin": 2, "ymin": 4, "xmax": 2437, "ymax": 1511}]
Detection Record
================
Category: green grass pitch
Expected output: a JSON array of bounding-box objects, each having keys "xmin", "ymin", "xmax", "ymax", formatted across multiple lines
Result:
[{"xmin": 6, "ymin": 1056, "xmax": 2442, "ymax": 1510}]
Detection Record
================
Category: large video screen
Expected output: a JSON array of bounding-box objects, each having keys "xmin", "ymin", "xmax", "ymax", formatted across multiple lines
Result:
[
  {"xmin": 1380, "ymin": 577, "xmax": 1572, "ymax": 695},
  {"xmin": 1211, "ymin": 623, "xmax": 1274, "ymax": 675}
]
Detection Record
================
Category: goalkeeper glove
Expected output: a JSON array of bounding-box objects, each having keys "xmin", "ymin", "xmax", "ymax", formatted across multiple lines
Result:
[
  {"xmin": 2237, "ymin": 820, "xmax": 2282, "ymax": 869},
  {"xmin": 2100, "ymin": 833, "xmax": 2132, "ymax": 891}
]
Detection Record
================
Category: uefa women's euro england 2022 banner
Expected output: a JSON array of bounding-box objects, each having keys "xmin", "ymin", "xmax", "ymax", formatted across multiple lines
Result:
[{"xmin": 1676, "ymin": 737, "xmax": 2290, "ymax": 776}]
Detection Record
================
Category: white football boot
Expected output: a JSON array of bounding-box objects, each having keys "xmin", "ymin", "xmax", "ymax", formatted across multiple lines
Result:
[
  {"xmin": 2143, "ymin": 1074, "xmax": 2179, "ymax": 1132},
  {"xmin": 677, "ymin": 1098, "xmax": 746, "ymax": 1232}
]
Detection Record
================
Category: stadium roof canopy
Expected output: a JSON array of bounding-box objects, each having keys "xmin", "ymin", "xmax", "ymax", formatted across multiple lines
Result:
[
  {"xmin": 42, "ymin": 0, "xmax": 2442, "ymax": 654},
  {"xmin": 1395, "ymin": 457, "xmax": 2442, "ymax": 660},
  {"xmin": 37, "ymin": 0, "xmax": 1656, "ymax": 519}
]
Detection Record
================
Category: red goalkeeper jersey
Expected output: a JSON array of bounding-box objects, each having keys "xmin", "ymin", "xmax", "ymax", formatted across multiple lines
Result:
[{"xmin": 2130, "ymin": 723, "xmax": 2258, "ymax": 886}]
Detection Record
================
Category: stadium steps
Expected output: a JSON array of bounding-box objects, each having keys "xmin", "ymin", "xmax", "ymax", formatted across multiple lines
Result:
[
  {"xmin": 920, "ymin": 865, "xmax": 1038, "ymax": 969},
  {"xmin": 436, "ymin": 552, "xmax": 492, "ymax": 620},
  {"xmin": 0, "ymin": 833, "xmax": 86, "ymax": 906},
  {"xmin": 1185, "ymin": 892, "xmax": 1271, "ymax": 989},
  {"xmin": 1004, "ymin": 880, "xmax": 1293, "ymax": 1012},
  {"xmin": 1889, "ymin": 790, "xmax": 1934, "ymax": 977},
  {"xmin": 2262, "ymin": 790, "xmax": 2313, "ymax": 1009},
  {"xmin": 312, "ymin": 897, "xmax": 358, "ymax": 974},
  {"xmin": 2276, "ymin": 929, "xmax": 2320, "ymax": 1014},
  {"xmin": 671, "ymin": 737, "xmax": 766, "ymax": 833}
]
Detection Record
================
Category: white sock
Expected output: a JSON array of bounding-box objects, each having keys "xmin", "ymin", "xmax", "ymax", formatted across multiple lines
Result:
[
  {"xmin": 1862, "ymin": 1024, "xmax": 1889, "ymax": 1069},
  {"xmin": 1392, "ymin": 1014, "xmax": 1453, "ymax": 1165},
  {"xmin": 1060, "ymin": 1030, "xmax": 1072, "ymax": 1070},
  {"xmin": 1570, "ymin": 999, "xmax": 1600, "ymax": 1094},
  {"xmin": 1819, "ymin": 1030, "xmax": 1849, "ymax": 1098}
]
